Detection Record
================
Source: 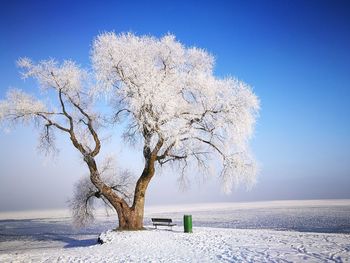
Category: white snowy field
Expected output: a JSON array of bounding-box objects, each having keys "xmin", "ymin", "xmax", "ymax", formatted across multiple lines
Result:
[{"xmin": 0, "ymin": 200, "xmax": 349, "ymax": 262}]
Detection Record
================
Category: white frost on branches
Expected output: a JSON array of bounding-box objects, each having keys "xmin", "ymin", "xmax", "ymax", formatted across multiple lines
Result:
[
  {"xmin": 17, "ymin": 57, "xmax": 88, "ymax": 96},
  {"xmin": 0, "ymin": 31, "xmax": 260, "ymax": 204},
  {"xmin": 0, "ymin": 58, "xmax": 101, "ymax": 155},
  {"xmin": 92, "ymin": 32, "xmax": 260, "ymax": 192},
  {"xmin": 0, "ymin": 89, "xmax": 46, "ymax": 125}
]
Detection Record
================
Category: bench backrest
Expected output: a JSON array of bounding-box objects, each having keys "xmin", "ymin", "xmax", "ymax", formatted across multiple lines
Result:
[{"xmin": 151, "ymin": 218, "xmax": 172, "ymax": 223}]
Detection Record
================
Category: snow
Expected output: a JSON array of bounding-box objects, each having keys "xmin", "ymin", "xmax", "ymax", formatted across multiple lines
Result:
[
  {"xmin": 1, "ymin": 200, "xmax": 350, "ymax": 262},
  {"xmin": 1, "ymin": 227, "xmax": 349, "ymax": 262}
]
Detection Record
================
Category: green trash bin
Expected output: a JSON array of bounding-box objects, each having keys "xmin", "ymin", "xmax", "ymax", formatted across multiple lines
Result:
[{"xmin": 183, "ymin": 215, "xmax": 192, "ymax": 233}]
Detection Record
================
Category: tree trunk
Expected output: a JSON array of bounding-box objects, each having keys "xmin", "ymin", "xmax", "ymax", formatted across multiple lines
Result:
[
  {"xmin": 116, "ymin": 207, "xmax": 144, "ymax": 230},
  {"xmin": 117, "ymin": 157, "xmax": 156, "ymax": 230},
  {"xmin": 84, "ymin": 153, "xmax": 155, "ymax": 230}
]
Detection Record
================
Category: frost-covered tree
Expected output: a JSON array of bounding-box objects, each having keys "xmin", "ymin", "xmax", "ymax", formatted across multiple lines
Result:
[{"xmin": 0, "ymin": 32, "xmax": 259, "ymax": 230}]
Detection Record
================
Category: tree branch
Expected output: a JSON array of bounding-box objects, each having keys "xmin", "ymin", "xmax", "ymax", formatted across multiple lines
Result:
[
  {"xmin": 58, "ymin": 88, "xmax": 74, "ymax": 130},
  {"xmin": 62, "ymin": 91, "xmax": 101, "ymax": 157},
  {"xmin": 192, "ymin": 137, "xmax": 225, "ymax": 157},
  {"xmin": 36, "ymin": 113, "xmax": 70, "ymax": 132},
  {"xmin": 157, "ymin": 141, "xmax": 176, "ymax": 160}
]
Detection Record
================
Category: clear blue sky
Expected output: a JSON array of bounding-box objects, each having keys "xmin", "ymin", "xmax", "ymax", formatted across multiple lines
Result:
[{"xmin": 1, "ymin": 0, "xmax": 349, "ymax": 211}]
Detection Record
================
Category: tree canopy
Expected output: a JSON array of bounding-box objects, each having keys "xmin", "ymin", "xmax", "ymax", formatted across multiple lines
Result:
[
  {"xmin": 0, "ymin": 32, "xmax": 259, "ymax": 228},
  {"xmin": 92, "ymin": 32, "xmax": 259, "ymax": 192}
]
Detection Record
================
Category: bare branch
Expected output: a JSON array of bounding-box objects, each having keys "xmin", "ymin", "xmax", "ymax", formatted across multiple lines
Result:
[
  {"xmin": 192, "ymin": 137, "xmax": 225, "ymax": 158},
  {"xmin": 36, "ymin": 113, "xmax": 70, "ymax": 132},
  {"xmin": 58, "ymin": 89, "xmax": 73, "ymax": 128}
]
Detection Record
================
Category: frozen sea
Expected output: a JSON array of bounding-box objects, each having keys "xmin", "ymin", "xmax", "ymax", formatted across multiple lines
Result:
[
  {"xmin": 0, "ymin": 200, "xmax": 349, "ymax": 251},
  {"xmin": 0, "ymin": 199, "xmax": 349, "ymax": 262},
  {"xmin": 149, "ymin": 200, "xmax": 350, "ymax": 234}
]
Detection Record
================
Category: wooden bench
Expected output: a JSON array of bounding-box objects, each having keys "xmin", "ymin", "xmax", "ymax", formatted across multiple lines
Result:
[{"xmin": 151, "ymin": 218, "xmax": 176, "ymax": 230}]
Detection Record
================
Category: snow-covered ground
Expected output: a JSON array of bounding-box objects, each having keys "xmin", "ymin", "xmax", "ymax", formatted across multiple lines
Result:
[
  {"xmin": 1, "ymin": 227, "xmax": 349, "ymax": 262},
  {"xmin": 0, "ymin": 200, "xmax": 349, "ymax": 262}
]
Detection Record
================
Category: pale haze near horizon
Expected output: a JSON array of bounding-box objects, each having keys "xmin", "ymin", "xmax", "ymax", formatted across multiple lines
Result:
[{"xmin": 1, "ymin": 1, "xmax": 350, "ymax": 212}]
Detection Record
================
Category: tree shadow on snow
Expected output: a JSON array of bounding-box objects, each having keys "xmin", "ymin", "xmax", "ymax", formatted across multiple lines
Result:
[
  {"xmin": 39, "ymin": 233, "xmax": 98, "ymax": 248},
  {"xmin": 0, "ymin": 218, "xmax": 104, "ymax": 249}
]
